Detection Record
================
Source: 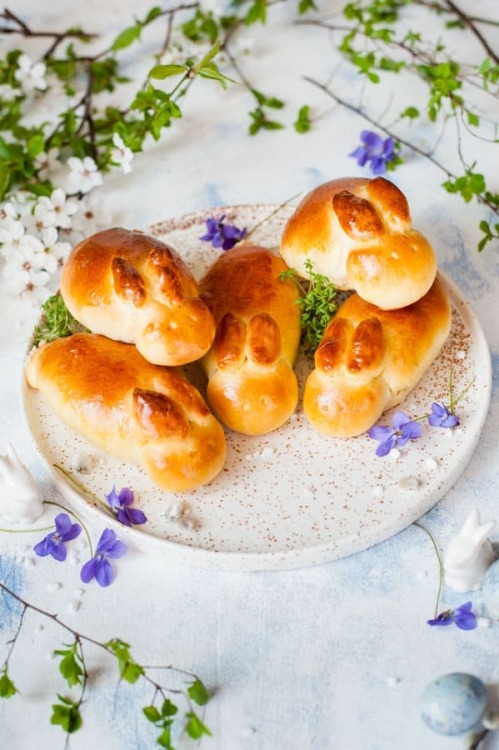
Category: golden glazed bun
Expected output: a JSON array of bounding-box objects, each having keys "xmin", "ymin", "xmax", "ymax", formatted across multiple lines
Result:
[
  {"xmin": 199, "ymin": 244, "xmax": 301, "ymax": 435},
  {"xmin": 60, "ymin": 228, "xmax": 216, "ymax": 367},
  {"xmin": 303, "ymin": 275, "xmax": 452, "ymax": 438},
  {"xmin": 280, "ymin": 176, "xmax": 437, "ymax": 310},
  {"xmin": 25, "ymin": 333, "xmax": 226, "ymax": 492}
]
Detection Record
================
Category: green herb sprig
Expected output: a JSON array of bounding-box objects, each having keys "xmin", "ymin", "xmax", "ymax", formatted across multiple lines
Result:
[
  {"xmin": 31, "ymin": 293, "xmax": 86, "ymax": 347},
  {"xmin": 280, "ymin": 258, "xmax": 338, "ymax": 355}
]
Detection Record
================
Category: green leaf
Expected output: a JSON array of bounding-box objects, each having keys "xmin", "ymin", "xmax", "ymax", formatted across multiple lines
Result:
[
  {"xmin": 196, "ymin": 39, "xmax": 221, "ymax": 71},
  {"xmin": 0, "ymin": 163, "xmax": 10, "ymax": 200},
  {"xmin": 294, "ymin": 104, "xmax": 311, "ymax": 133},
  {"xmin": 54, "ymin": 644, "xmax": 84, "ymax": 688},
  {"xmin": 50, "ymin": 696, "xmax": 82, "ymax": 734},
  {"xmin": 467, "ymin": 111, "xmax": 480, "ymax": 127},
  {"xmin": 157, "ymin": 725, "xmax": 174, "ymax": 748},
  {"xmin": 161, "ymin": 698, "xmax": 179, "ymax": 717},
  {"xmin": 148, "ymin": 64, "xmax": 187, "ymax": 80},
  {"xmin": 111, "ymin": 24, "xmax": 142, "ymax": 52},
  {"xmin": 105, "ymin": 638, "xmax": 144, "ymax": 684},
  {"xmin": 144, "ymin": 6, "xmax": 162, "ymax": 24},
  {"xmin": 185, "ymin": 711, "xmax": 212, "ymax": 739},
  {"xmin": 401, "ymin": 106, "xmax": 419, "ymax": 119},
  {"xmin": 188, "ymin": 679, "xmax": 210, "ymax": 706},
  {"xmin": 298, "ymin": 0, "xmax": 318, "ymax": 13},
  {"xmin": 245, "ymin": 0, "xmax": 267, "ymax": 25},
  {"xmin": 143, "ymin": 705, "xmax": 162, "ymax": 723},
  {"xmin": 0, "ymin": 669, "xmax": 17, "ymax": 698}
]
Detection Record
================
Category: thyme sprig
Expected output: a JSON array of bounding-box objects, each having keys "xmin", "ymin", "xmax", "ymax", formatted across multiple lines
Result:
[
  {"xmin": 31, "ymin": 293, "xmax": 87, "ymax": 348},
  {"xmin": 280, "ymin": 258, "xmax": 338, "ymax": 354}
]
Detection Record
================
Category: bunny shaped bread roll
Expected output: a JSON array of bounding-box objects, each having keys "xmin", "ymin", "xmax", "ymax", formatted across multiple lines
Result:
[
  {"xmin": 280, "ymin": 177, "xmax": 437, "ymax": 310},
  {"xmin": 303, "ymin": 275, "xmax": 451, "ymax": 437},
  {"xmin": 60, "ymin": 228, "xmax": 216, "ymax": 366},
  {"xmin": 199, "ymin": 244, "xmax": 301, "ymax": 435},
  {"xmin": 25, "ymin": 333, "xmax": 226, "ymax": 492}
]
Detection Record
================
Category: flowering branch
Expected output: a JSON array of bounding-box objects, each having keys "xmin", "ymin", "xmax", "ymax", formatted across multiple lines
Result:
[{"xmin": 0, "ymin": 580, "xmax": 211, "ymax": 746}]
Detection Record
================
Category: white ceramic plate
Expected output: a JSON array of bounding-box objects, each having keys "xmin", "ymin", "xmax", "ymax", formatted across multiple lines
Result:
[{"xmin": 22, "ymin": 205, "xmax": 492, "ymax": 571}]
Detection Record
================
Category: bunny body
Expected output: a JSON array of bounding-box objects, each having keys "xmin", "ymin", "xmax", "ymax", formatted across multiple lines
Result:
[
  {"xmin": 0, "ymin": 444, "xmax": 44, "ymax": 523},
  {"xmin": 444, "ymin": 509, "xmax": 496, "ymax": 593}
]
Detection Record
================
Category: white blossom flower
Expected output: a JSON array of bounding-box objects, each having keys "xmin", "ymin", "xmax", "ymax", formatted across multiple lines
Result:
[
  {"xmin": 234, "ymin": 35, "xmax": 255, "ymax": 56},
  {"xmin": 70, "ymin": 193, "xmax": 108, "ymax": 236},
  {"xmin": 110, "ymin": 134, "xmax": 134, "ymax": 175},
  {"xmin": 14, "ymin": 54, "xmax": 48, "ymax": 93},
  {"xmin": 199, "ymin": 0, "xmax": 225, "ymax": 17},
  {"xmin": 0, "ymin": 221, "xmax": 44, "ymax": 255},
  {"xmin": 3, "ymin": 262, "xmax": 52, "ymax": 306},
  {"xmin": 2, "ymin": 236, "xmax": 54, "ymax": 305},
  {"xmin": 0, "ymin": 201, "xmax": 18, "ymax": 230},
  {"xmin": 41, "ymin": 226, "xmax": 72, "ymax": 269},
  {"xmin": 34, "ymin": 148, "xmax": 61, "ymax": 182},
  {"xmin": 34, "ymin": 188, "xmax": 79, "ymax": 229},
  {"xmin": 0, "ymin": 83, "xmax": 19, "ymax": 102},
  {"xmin": 66, "ymin": 156, "xmax": 103, "ymax": 194}
]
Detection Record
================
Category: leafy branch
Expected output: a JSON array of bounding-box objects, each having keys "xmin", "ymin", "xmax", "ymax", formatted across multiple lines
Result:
[
  {"xmin": 297, "ymin": 0, "xmax": 499, "ymax": 250},
  {"xmin": 0, "ymin": 580, "xmax": 211, "ymax": 747}
]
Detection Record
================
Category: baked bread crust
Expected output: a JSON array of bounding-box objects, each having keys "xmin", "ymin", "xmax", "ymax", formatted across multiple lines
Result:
[
  {"xmin": 303, "ymin": 275, "xmax": 452, "ymax": 437},
  {"xmin": 280, "ymin": 177, "xmax": 437, "ymax": 310},
  {"xmin": 60, "ymin": 227, "xmax": 216, "ymax": 366},
  {"xmin": 25, "ymin": 333, "xmax": 226, "ymax": 492},
  {"xmin": 199, "ymin": 244, "xmax": 301, "ymax": 435}
]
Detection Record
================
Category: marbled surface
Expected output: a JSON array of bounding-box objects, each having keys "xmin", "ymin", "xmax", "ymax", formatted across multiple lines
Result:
[{"xmin": 1, "ymin": 1, "xmax": 499, "ymax": 748}]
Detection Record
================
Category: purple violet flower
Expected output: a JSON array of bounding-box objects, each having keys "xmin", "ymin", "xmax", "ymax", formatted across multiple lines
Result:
[
  {"xmin": 427, "ymin": 601, "xmax": 477, "ymax": 631},
  {"xmin": 199, "ymin": 215, "xmax": 247, "ymax": 251},
  {"xmin": 33, "ymin": 513, "xmax": 81, "ymax": 562},
  {"xmin": 105, "ymin": 485, "xmax": 147, "ymax": 527},
  {"xmin": 368, "ymin": 411, "xmax": 423, "ymax": 457},
  {"xmin": 80, "ymin": 528, "xmax": 127, "ymax": 587},
  {"xmin": 349, "ymin": 130, "xmax": 396, "ymax": 175},
  {"xmin": 428, "ymin": 402, "xmax": 460, "ymax": 429}
]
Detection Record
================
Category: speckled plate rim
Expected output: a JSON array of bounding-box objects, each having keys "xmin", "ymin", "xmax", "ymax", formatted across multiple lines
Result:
[{"xmin": 21, "ymin": 206, "xmax": 492, "ymax": 571}]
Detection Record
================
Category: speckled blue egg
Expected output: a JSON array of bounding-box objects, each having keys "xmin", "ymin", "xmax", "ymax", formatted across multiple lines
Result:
[
  {"xmin": 420, "ymin": 673, "xmax": 488, "ymax": 736},
  {"xmin": 482, "ymin": 559, "xmax": 499, "ymax": 618}
]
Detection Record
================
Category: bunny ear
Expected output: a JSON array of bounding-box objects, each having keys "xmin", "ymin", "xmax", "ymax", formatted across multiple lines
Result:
[
  {"xmin": 473, "ymin": 520, "xmax": 496, "ymax": 547},
  {"xmin": 5, "ymin": 443, "xmax": 21, "ymax": 461},
  {"xmin": 461, "ymin": 508, "xmax": 480, "ymax": 535}
]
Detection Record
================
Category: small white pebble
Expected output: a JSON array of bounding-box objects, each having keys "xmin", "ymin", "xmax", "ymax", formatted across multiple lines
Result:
[
  {"xmin": 455, "ymin": 350, "xmax": 466, "ymax": 360},
  {"xmin": 73, "ymin": 588, "xmax": 85, "ymax": 599},
  {"xmin": 388, "ymin": 448, "xmax": 401, "ymax": 461},
  {"xmin": 372, "ymin": 486, "xmax": 384, "ymax": 498},
  {"xmin": 244, "ymin": 453, "xmax": 256, "ymax": 461},
  {"xmin": 69, "ymin": 554, "xmax": 81, "ymax": 565},
  {"xmin": 23, "ymin": 556, "xmax": 35, "ymax": 568},
  {"xmin": 454, "ymin": 428, "xmax": 463, "ymax": 437},
  {"xmin": 69, "ymin": 449, "xmax": 93, "ymax": 473},
  {"xmin": 259, "ymin": 446, "xmax": 275, "ymax": 460},
  {"xmin": 443, "ymin": 429, "xmax": 454, "ymax": 440},
  {"xmin": 398, "ymin": 476, "xmax": 420, "ymax": 491},
  {"xmin": 46, "ymin": 581, "xmax": 62, "ymax": 593},
  {"xmin": 68, "ymin": 600, "xmax": 81, "ymax": 613},
  {"xmin": 425, "ymin": 457, "xmax": 439, "ymax": 471},
  {"xmin": 477, "ymin": 617, "xmax": 491, "ymax": 628},
  {"xmin": 386, "ymin": 676, "xmax": 401, "ymax": 687}
]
